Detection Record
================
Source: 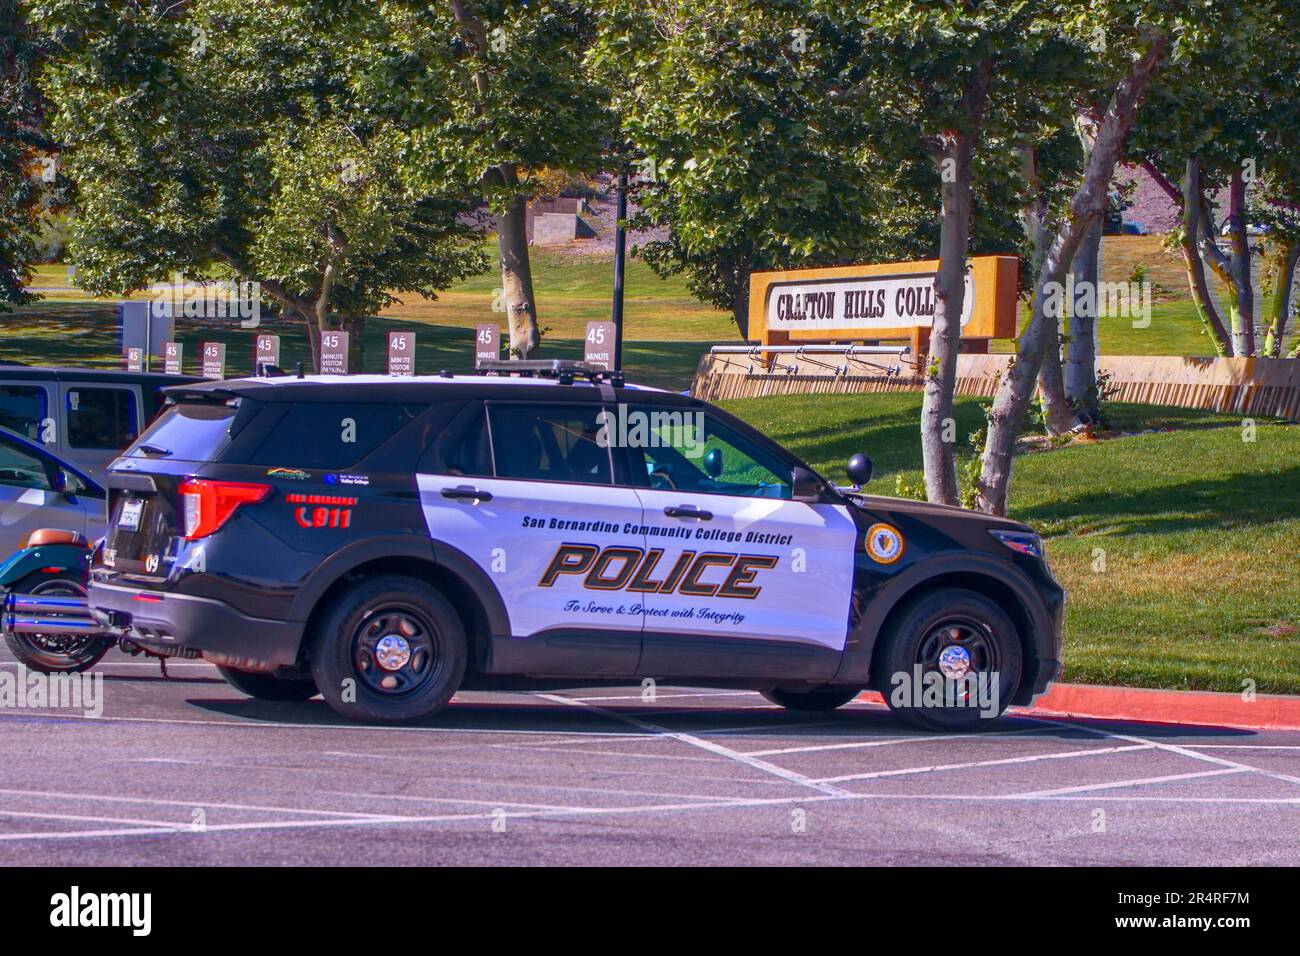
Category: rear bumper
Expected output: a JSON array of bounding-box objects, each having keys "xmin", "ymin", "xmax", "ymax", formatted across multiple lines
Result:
[{"xmin": 88, "ymin": 581, "xmax": 304, "ymax": 668}]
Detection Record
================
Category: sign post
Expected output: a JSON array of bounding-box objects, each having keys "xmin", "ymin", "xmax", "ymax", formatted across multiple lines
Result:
[
  {"xmin": 164, "ymin": 342, "xmax": 183, "ymax": 375},
  {"xmin": 584, "ymin": 321, "xmax": 616, "ymax": 371},
  {"xmin": 200, "ymin": 342, "xmax": 226, "ymax": 380},
  {"xmin": 255, "ymin": 334, "xmax": 281, "ymax": 373},
  {"xmin": 319, "ymin": 331, "xmax": 349, "ymax": 375},
  {"xmin": 388, "ymin": 331, "xmax": 416, "ymax": 376},
  {"xmin": 474, "ymin": 324, "xmax": 500, "ymax": 367}
]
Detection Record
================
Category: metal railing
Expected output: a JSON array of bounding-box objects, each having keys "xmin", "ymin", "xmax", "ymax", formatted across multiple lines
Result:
[{"xmin": 707, "ymin": 344, "xmax": 912, "ymax": 377}]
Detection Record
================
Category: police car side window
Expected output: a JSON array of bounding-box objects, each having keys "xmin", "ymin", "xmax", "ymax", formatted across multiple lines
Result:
[
  {"xmin": 420, "ymin": 403, "xmax": 492, "ymax": 477},
  {"xmin": 249, "ymin": 402, "xmax": 421, "ymax": 470},
  {"xmin": 487, "ymin": 404, "xmax": 612, "ymax": 486},
  {"xmin": 626, "ymin": 406, "xmax": 793, "ymax": 499}
]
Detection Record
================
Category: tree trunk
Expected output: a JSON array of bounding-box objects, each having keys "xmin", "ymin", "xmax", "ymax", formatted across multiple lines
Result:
[
  {"xmin": 1065, "ymin": 214, "xmax": 1103, "ymax": 419},
  {"xmin": 1262, "ymin": 239, "xmax": 1299, "ymax": 357},
  {"xmin": 1189, "ymin": 160, "xmax": 1250, "ymax": 356},
  {"xmin": 1037, "ymin": 337, "xmax": 1075, "ymax": 433},
  {"xmin": 920, "ymin": 60, "xmax": 991, "ymax": 507},
  {"xmin": 497, "ymin": 167, "xmax": 541, "ymax": 358},
  {"xmin": 977, "ymin": 32, "xmax": 1168, "ymax": 516},
  {"xmin": 1019, "ymin": 144, "xmax": 1074, "ymax": 435},
  {"xmin": 1226, "ymin": 168, "xmax": 1255, "ymax": 356},
  {"xmin": 342, "ymin": 313, "xmax": 365, "ymax": 371},
  {"xmin": 731, "ymin": 286, "xmax": 750, "ymax": 340},
  {"xmin": 1178, "ymin": 159, "xmax": 1233, "ymax": 356}
]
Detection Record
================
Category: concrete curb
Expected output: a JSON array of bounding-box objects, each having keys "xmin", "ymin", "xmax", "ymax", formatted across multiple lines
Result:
[{"xmin": 861, "ymin": 682, "xmax": 1300, "ymax": 732}]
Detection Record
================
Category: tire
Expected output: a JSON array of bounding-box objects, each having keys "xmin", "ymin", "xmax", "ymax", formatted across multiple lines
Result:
[
  {"xmin": 308, "ymin": 574, "xmax": 467, "ymax": 723},
  {"xmin": 3, "ymin": 571, "xmax": 113, "ymax": 674},
  {"xmin": 762, "ymin": 686, "xmax": 862, "ymax": 712},
  {"xmin": 872, "ymin": 587, "xmax": 1022, "ymax": 731},
  {"xmin": 217, "ymin": 665, "xmax": 319, "ymax": 702}
]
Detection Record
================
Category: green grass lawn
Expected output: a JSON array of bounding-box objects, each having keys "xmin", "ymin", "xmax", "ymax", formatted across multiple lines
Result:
[
  {"xmin": 15, "ymin": 234, "xmax": 1287, "ymax": 395},
  {"xmin": 721, "ymin": 392, "xmax": 1300, "ymax": 695},
  {"xmin": 0, "ymin": 302, "xmax": 706, "ymax": 392}
]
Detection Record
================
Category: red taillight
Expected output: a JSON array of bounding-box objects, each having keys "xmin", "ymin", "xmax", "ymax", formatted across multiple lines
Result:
[{"xmin": 178, "ymin": 479, "xmax": 270, "ymax": 539}]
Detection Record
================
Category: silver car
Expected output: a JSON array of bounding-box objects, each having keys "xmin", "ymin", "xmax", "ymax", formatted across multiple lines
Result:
[{"xmin": 0, "ymin": 426, "xmax": 106, "ymax": 559}]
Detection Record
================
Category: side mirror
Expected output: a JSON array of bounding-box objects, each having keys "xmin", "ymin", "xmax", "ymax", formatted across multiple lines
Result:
[
  {"xmin": 49, "ymin": 466, "xmax": 69, "ymax": 495},
  {"xmin": 846, "ymin": 453, "xmax": 873, "ymax": 488},
  {"xmin": 791, "ymin": 466, "xmax": 823, "ymax": 502},
  {"xmin": 703, "ymin": 447, "xmax": 723, "ymax": 479}
]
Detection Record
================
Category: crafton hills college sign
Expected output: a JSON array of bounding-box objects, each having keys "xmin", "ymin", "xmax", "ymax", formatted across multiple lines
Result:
[{"xmin": 749, "ymin": 255, "xmax": 1019, "ymax": 355}]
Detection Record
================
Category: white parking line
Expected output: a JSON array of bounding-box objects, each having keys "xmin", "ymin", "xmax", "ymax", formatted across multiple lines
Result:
[
  {"xmin": 1046, "ymin": 719, "xmax": 1300, "ymax": 789},
  {"xmin": 0, "ymin": 710, "xmax": 649, "ymax": 738},
  {"xmin": 1008, "ymin": 767, "xmax": 1247, "ymax": 798},
  {"xmin": 0, "ymin": 786, "xmax": 402, "ymax": 820},
  {"xmin": 4, "ymin": 771, "xmax": 1298, "ymax": 844},
  {"xmin": 0, "ymin": 809, "xmax": 181, "ymax": 828},
  {"xmin": 810, "ymin": 743, "xmax": 1155, "ymax": 785},
  {"xmin": 744, "ymin": 725, "xmax": 1058, "ymax": 756},
  {"xmin": 535, "ymin": 692, "xmax": 856, "ymax": 798}
]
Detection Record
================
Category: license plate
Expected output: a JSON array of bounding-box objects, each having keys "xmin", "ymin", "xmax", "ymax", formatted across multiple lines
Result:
[{"xmin": 118, "ymin": 498, "xmax": 144, "ymax": 532}]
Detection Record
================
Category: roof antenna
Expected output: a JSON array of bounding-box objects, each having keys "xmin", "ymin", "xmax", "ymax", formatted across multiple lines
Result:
[{"xmin": 295, "ymin": 362, "xmax": 304, "ymax": 379}]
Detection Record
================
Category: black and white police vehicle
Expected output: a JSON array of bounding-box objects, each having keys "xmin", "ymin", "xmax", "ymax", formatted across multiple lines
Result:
[{"xmin": 56, "ymin": 361, "xmax": 1062, "ymax": 729}]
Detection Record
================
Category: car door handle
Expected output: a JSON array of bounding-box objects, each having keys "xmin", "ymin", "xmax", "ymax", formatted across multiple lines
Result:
[
  {"xmin": 441, "ymin": 485, "xmax": 492, "ymax": 503},
  {"xmin": 663, "ymin": 505, "xmax": 712, "ymax": 520}
]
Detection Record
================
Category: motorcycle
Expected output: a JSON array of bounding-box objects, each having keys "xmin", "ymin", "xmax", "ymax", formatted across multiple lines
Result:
[
  {"xmin": 0, "ymin": 528, "xmax": 112, "ymax": 673},
  {"xmin": 1, "ymin": 530, "xmax": 192, "ymax": 675}
]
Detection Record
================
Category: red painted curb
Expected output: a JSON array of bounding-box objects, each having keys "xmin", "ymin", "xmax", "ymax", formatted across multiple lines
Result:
[{"xmin": 860, "ymin": 683, "xmax": 1300, "ymax": 731}]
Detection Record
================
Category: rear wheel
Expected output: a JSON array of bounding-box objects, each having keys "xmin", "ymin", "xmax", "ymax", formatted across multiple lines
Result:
[
  {"xmin": 762, "ymin": 687, "xmax": 861, "ymax": 712},
  {"xmin": 217, "ymin": 665, "xmax": 319, "ymax": 701},
  {"xmin": 3, "ymin": 572, "xmax": 113, "ymax": 674},
  {"xmin": 872, "ymin": 587, "xmax": 1022, "ymax": 731},
  {"xmin": 308, "ymin": 575, "xmax": 467, "ymax": 723}
]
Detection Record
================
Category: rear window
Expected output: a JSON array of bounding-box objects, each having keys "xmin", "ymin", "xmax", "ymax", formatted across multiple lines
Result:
[
  {"xmin": 129, "ymin": 402, "xmax": 238, "ymax": 462},
  {"xmin": 0, "ymin": 384, "xmax": 49, "ymax": 442},
  {"xmin": 249, "ymin": 402, "xmax": 422, "ymax": 470}
]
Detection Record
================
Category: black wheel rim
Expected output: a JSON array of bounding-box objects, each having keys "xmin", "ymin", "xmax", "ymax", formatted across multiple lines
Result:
[
  {"xmin": 350, "ymin": 603, "xmax": 443, "ymax": 698},
  {"xmin": 915, "ymin": 615, "xmax": 1000, "ymax": 704},
  {"xmin": 15, "ymin": 578, "xmax": 103, "ymax": 667}
]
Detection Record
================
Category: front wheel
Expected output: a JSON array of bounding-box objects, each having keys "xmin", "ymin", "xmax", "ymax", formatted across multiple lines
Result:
[
  {"xmin": 309, "ymin": 575, "xmax": 467, "ymax": 723},
  {"xmin": 2, "ymin": 572, "xmax": 113, "ymax": 674},
  {"xmin": 217, "ymin": 665, "xmax": 319, "ymax": 701},
  {"xmin": 762, "ymin": 687, "xmax": 862, "ymax": 712},
  {"xmin": 872, "ymin": 587, "xmax": 1022, "ymax": 731}
]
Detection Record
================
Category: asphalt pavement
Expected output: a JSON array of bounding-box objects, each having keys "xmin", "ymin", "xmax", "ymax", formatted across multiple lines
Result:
[{"xmin": 1, "ymin": 646, "xmax": 1298, "ymax": 866}]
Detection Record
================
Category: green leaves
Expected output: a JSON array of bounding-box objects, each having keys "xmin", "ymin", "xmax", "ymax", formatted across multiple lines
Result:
[{"xmin": 28, "ymin": 0, "xmax": 488, "ymax": 326}]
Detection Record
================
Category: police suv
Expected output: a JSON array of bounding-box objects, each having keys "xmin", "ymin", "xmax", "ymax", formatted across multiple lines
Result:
[{"xmin": 87, "ymin": 361, "xmax": 1064, "ymax": 729}]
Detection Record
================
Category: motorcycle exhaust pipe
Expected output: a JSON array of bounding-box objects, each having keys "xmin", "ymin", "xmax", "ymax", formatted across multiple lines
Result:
[
  {"xmin": 4, "ymin": 593, "xmax": 91, "ymax": 617},
  {"xmin": 2, "ymin": 593, "xmax": 107, "ymax": 637},
  {"xmin": 4, "ymin": 614, "xmax": 105, "ymax": 635}
]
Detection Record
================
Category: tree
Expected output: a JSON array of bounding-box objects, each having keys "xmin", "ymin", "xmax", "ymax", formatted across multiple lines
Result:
[
  {"xmin": 1130, "ymin": 2, "xmax": 1289, "ymax": 358},
  {"xmin": 978, "ymin": 19, "xmax": 1174, "ymax": 515},
  {"xmin": 823, "ymin": 2, "xmax": 1079, "ymax": 503},
  {"xmin": 593, "ymin": 2, "xmax": 936, "ymax": 341},
  {"xmin": 364, "ymin": 1, "xmax": 616, "ymax": 358},
  {"xmin": 0, "ymin": 0, "xmax": 55, "ymax": 312},
  {"xmin": 29, "ymin": 0, "xmax": 487, "ymax": 369}
]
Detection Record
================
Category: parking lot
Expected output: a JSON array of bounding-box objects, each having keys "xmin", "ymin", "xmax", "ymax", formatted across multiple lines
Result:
[{"xmin": 1, "ymin": 646, "xmax": 1298, "ymax": 866}]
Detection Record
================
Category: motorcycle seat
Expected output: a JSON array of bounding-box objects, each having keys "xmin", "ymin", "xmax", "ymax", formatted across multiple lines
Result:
[{"xmin": 22, "ymin": 528, "xmax": 89, "ymax": 548}]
